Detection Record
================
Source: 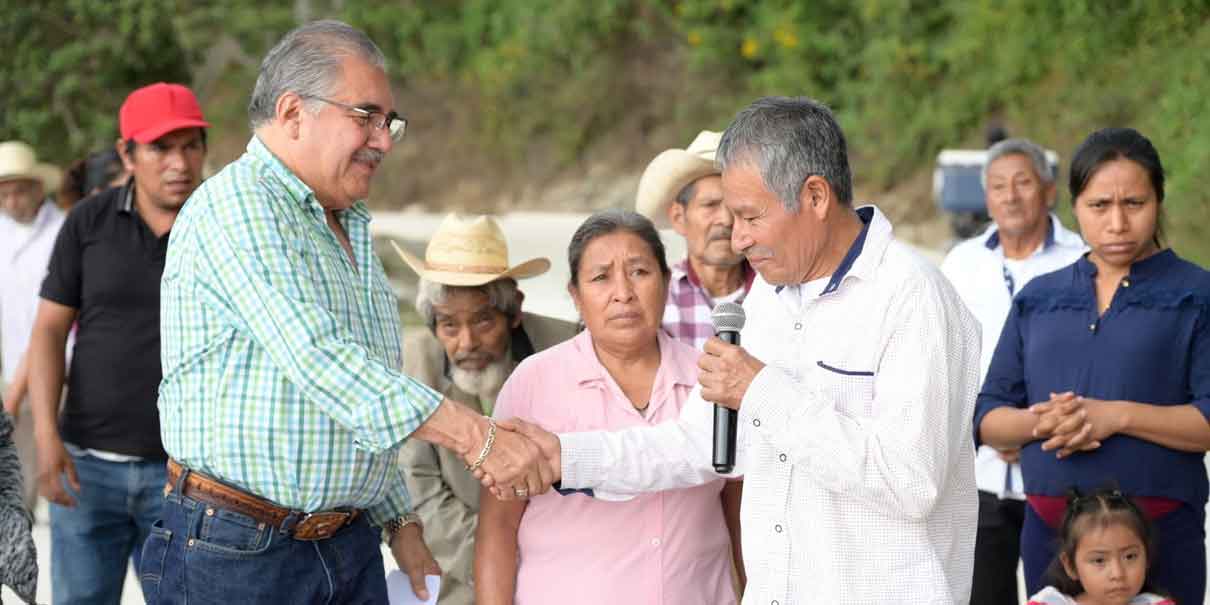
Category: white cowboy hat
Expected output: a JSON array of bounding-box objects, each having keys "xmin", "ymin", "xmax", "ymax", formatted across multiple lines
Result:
[
  {"xmin": 634, "ymin": 130, "xmax": 722, "ymax": 228},
  {"xmin": 391, "ymin": 213, "xmax": 550, "ymax": 287},
  {"xmin": 0, "ymin": 141, "xmax": 61, "ymax": 192}
]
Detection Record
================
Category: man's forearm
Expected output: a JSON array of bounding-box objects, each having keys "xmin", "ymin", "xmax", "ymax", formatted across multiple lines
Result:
[
  {"xmin": 556, "ymin": 410, "xmax": 720, "ymax": 496},
  {"xmin": 27, "ymin": 326, "xmax": 68, "ymax": 439},
  {"xmin": 412, "ymin": 398, "xmax": 487, "ymax": 459}
]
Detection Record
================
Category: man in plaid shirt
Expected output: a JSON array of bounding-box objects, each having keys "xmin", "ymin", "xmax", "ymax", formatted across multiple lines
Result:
[
  {"xmin": 636, "ymin": 131, "xmax": 755, "ymax": 349},
  {"xmin": 635, "ymin": 130, "xmax": 754, "ymax": 591},
  {"xmin": 149, "ymin": 21, "xmax": 548, "ymax": 603}
]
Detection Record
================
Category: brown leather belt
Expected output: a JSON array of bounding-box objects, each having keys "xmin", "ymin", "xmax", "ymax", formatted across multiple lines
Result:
[{"xmin": 165, "ymin": 459, "xmax": 361, "ymax": 541}]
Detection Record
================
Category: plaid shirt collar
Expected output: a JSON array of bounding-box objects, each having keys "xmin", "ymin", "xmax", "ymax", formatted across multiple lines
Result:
[
  {"xmin": 670, "ymin": 258, "xmax": 756, "ymax": 296},
  {"xmin": 664, "ymin": 258, "xmax": 756, "ymax": 349}
]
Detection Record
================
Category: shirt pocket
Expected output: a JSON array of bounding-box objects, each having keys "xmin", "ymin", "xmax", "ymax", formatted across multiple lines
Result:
[{"xmin": 814, "ymin": 360, "xmax": 876, "ymax": 419}]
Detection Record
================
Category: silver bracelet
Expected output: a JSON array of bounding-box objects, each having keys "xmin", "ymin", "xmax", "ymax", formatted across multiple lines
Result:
[{"xmin": 465, "ymin": 418, "xmax": 497, "ymax": 472}]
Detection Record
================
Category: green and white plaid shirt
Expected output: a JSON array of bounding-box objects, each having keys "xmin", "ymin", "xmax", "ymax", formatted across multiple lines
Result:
[{"xmin": 159, "ymin": 136, "xmax": 441, "ymax": 525}]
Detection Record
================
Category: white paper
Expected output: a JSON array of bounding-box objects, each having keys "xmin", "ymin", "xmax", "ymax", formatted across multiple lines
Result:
[{"xmin": 386, "ymin": 570, "xmax": 441, "ymax": 605}]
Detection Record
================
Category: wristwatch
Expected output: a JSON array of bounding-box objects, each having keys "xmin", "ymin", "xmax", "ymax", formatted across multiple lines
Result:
[{"xmin": 384, "ymin": 512, "xmax": 423, "ymax": 545}]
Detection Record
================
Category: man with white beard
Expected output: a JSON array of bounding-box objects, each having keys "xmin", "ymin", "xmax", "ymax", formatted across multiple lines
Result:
[{"xmin": 393, "ymin": 214, "xmax": 576, "ymax": 604}]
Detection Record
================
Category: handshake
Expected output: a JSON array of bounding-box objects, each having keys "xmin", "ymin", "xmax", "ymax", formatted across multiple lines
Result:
[{"xmin": 458, "ymin": 416, "xmax": 563, "ymax": 501}]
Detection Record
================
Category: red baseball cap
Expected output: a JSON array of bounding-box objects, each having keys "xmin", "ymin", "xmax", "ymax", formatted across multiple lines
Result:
[{"xmin": 119, "ymin": 83, "xmax": 211, "ymax": 144}]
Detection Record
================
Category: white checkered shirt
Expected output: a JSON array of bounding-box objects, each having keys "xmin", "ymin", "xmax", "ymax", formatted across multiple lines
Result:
[{"xmin": 560, "ymin": 206, "xmax": 981, "ymax": 604}]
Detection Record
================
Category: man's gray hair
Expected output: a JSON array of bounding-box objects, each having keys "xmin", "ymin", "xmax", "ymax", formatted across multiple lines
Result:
[
  {"xmin": 248, "ymin": 20, "xmax": 386, "ymax": 129},
  {"xmin": 414, "ymin": 278, "xmax": 523, "ymax": 328},
  {"xmin": 981, "ymin": 138, "xmax": 1055, "ymax": 188},
  {"xmin": 717, "ymin": 96, "xmax": 853, "ymax": 212}
]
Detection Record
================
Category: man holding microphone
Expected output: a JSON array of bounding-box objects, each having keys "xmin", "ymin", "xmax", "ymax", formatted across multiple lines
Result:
[{"xmin": 498, "ymin": 96, "xmax": 982, "ymax": 604}]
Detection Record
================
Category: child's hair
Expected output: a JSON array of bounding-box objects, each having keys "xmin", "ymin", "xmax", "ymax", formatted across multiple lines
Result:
[{"xmin": 1044, "ymin": 487, "xmax": 1165, "ymax": 596}]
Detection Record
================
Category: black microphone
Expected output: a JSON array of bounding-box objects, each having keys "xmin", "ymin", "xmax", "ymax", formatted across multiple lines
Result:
[{"xmin": 710, "ymin": 302, "xmax": 745, "ymax": 474}]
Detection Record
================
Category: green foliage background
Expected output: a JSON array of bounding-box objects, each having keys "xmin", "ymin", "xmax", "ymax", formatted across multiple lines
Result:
[{"xmin": 1, "ymin": 0, "xmax": 1207, "ymax": 262}]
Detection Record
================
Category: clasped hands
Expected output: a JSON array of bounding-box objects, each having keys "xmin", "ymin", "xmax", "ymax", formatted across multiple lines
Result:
[{"xmin": 1028, "ymin": 391, "xmax": 1121, "ymax": 459}]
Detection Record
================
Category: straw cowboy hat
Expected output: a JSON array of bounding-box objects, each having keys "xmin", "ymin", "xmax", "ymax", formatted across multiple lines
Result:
[
  {"xmin": 0, "ymin": 141, "xmax": 61, "ymax": 192},
  {"xmin": 634, "ymin": 130, "xmax": 722, "ymax": 229},
  {"xmin": 391, "ymin": 213, "xmax": 550, "ymax": 287}
]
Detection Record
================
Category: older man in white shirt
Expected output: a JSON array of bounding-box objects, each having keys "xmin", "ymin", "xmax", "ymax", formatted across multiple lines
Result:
[
  {"xmin": 0, "ymin": 141, "xmax": 67, "ymax": 512},
  {"xmin": 498, "ymin": 96, "xmax": 982, "ymax": 604},
  {"xmin": 940, "ymin": 138, "xmax": 1086, "ymax": 605}
]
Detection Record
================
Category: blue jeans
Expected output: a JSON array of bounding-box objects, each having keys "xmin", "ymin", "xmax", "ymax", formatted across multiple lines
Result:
[
  {"xmin": 49, "ymin": 452, "xmax": 166, "ymax": 605},
  {"xmin": 140, "ymin": 472, "xmax": 388, "ymax": 604}
]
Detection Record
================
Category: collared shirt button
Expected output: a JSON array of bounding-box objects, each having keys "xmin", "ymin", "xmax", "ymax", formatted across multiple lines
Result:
[
  {"xmin": 779, "ymin": 453, "xmax": 787, "ymax": 462},
  {"xmin": 1089, "ymin": 323, "xmax": 1096, "ymax": 331},
  {"xmin": 1122, "ymin": 279, "xmax": 1131, "ymax": 287},
  {"xmin": 205, "ymin": 507, "xmax": 215, "ymax": 516},
  {"xmin": 793, "ymin": 322, "xmax": 802, "ymax": 330},
  {"xmin": 752, "ymin": 418, "xmax": 761, "ymax": 427},
  {"xmin": 774, "ymin": 524, "xmax": 783, "ymax": 533},
  {"xmin": 651, "ymin": 538, "xmax": 661, "ymax": 546},
  {"xmin": 772, "ymin": 601, "xmax": 780, "ymax": 605}
]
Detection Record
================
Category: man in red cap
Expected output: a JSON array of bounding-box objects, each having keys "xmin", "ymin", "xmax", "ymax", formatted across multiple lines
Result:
[{"xmin": 25, "ymin": 81, "xmax": 208, "ymax": 604}]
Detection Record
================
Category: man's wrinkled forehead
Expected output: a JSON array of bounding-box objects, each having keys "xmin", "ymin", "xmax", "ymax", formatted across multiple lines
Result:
[
  {"xmin": 432, "ymin": 288, "xmax": 499, "ymax": 316},
  {"xmin": 721, "ymin": 162, "xmax": 774, "ymax": 209},
  {"xmin": 433, "ymin": 305, "xmax": 498, "ymax": 322},
  {"xmin": 334, "ymin": 55, "xmax": 397, "ymax": 111},
  {"xmin": 688, "ymin": 174, "xmax": 723, "ymax": 201},
  {"xmin": 986, "ymin": 152, "xmax": 1041, "ymax": 180}
]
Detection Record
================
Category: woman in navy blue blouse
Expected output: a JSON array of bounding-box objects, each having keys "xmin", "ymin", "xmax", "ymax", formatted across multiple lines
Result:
[{"xmin": 974, "ymin": 128, "xmax": 1210, "ymax": 605}]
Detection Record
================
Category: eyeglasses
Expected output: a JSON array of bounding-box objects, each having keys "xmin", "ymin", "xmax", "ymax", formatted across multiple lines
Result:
[{"xmin": 305, "ymin": 96, "xmax": 407, "ymax": 142}]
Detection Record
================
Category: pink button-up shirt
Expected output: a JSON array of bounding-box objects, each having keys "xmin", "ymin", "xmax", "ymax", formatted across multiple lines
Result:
[{"xmin": 493, "ymin": 329, "xmax": 736, "ymax": 605}]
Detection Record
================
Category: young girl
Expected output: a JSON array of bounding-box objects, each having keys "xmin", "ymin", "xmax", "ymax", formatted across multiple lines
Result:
[{"xmin": 1027, "ymin": 488, "xmax": 1174, "ymax": 605}]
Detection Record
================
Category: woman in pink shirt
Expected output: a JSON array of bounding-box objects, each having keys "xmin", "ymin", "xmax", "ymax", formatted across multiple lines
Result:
[{"xmin": 475, "ymin": 210, "xmax": 739, "ymax": 604}]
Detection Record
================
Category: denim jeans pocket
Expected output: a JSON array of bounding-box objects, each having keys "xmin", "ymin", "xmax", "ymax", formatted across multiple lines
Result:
[
  {"xmin": 140, "ymin": 520, "xmax": 173, "ymax": 600},
  {"xmin": 190, "ymin": 506, "xmax": 273, "ymax": 558}
]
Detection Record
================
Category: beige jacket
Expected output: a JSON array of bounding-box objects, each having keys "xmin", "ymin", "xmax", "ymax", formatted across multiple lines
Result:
[{"xmin": 398, "ymin": 312, "xmax": 576, "ymax": 604}]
